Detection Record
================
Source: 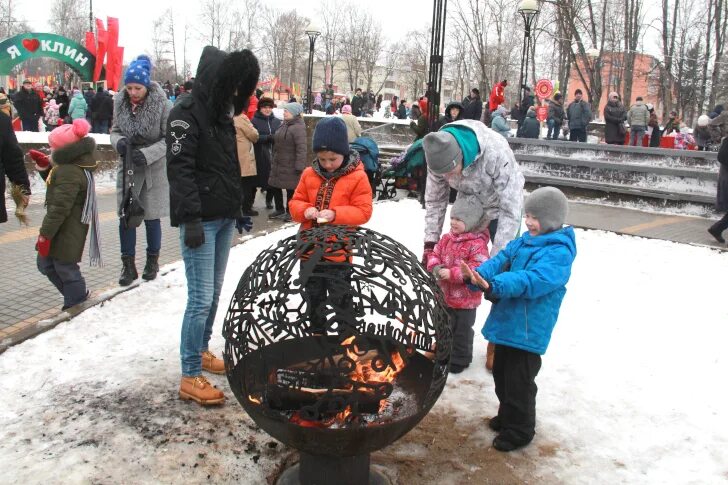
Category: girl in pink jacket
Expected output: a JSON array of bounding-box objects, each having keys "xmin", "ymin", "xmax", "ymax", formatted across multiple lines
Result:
[{"xmin": 427, "ymin": 195, "xmax": 490, "ymax": 373}]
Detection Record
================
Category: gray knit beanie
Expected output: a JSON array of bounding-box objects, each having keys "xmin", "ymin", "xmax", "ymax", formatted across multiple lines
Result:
[
  {"xmin": 524, "ymin": 186, "xmax": 569, "ymax": 233},
  {"xmin": 423, "ymin": 131, "xmax": 463, "ymax": 175},
  {"xmin": 283, "ymin": 102, "xmax": 304, "ymax": 117},
  {"xmin": 450, "ymin": 195, "xmax": 484, "ymax": 232}
]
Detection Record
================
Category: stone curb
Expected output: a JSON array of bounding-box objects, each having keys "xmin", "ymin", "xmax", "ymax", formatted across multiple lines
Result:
[{"xmin": 0, "ymin": 226, "xmax": 287, "ymax": 355}]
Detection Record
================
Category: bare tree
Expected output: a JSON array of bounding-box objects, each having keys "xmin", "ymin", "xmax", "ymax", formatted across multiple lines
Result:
[
  {"xmin": 557, "ymin": 0, "xmax": 610, "ymax": 113},
  {"xmin": 150, "ymin": 14, "xmax": 177, "ymax": 84},
  {"xmin": 316, "ymin": 0, "xmax": 344, "ymax": 88},
  {"xmin": 200, "ymin": 0, "xmax": 230, "ymax": 49},
  {"xmin": 227, "ymin": 0, "xmax": 262, "ymax": 52},
  {"xmin": 621, "ymin": 0, "xmax": 644, "ymax": 106},
  {"xmin": 708, "ymin": 0, "xmax": 728, "ymax": 107}
]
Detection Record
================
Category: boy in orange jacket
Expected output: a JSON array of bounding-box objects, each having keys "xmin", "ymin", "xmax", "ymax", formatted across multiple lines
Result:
[{"xmin": 289, "ymin": 116, "xmax": 373, "ymax": 333}]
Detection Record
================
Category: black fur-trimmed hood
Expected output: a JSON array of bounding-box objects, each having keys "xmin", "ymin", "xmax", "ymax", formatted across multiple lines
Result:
[
  {"xmin": 193, "ymin": 46, "xmax": 260, "ymax": 122},
  {"xmin": 51, "ymin": 136, "xmax": 97, "ymax": 168}
]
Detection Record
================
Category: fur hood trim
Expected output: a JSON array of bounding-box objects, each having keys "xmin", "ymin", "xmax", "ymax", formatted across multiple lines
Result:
[
  {"xmin": 113, "ymin": 82, "xmax": 168, "ymax": 141},
  {"xmin": 51, "ymin": 137, "xmax": 98, "ymax": 168}
]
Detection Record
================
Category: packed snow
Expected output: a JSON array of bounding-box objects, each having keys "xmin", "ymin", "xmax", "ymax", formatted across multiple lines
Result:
[{"xmin": 1, "ymin": 199, "xmax": 727, "ymax": 484}]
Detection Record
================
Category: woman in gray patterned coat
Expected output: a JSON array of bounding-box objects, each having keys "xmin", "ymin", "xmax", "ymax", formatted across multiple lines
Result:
[{"xmin": 110, "ymin": 55, "xmax": 172, "ymax": 285}]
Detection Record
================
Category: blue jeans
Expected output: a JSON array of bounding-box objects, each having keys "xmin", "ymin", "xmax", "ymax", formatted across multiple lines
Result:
[
  {"xmin": 179, "ymin": 219, "xmax": 235, "ymax": 376},
  {"xmin": 22, "ymin": 118, "xmax": 39, "ymax": 132},
  {"xmin": 630, "ymin": 126, "xmax": 646, "ymax": 146},
  {"xmin": 546, "ymin": 119, "xmax": 559, "ymax": 139},
  {"xmin": 37, "ymin": 255, "xmax": 87, "ymax": 308},
  {"xmin": 119, "ymin": 219, "xmax": 162, "ymax": 257},
  {"xmin": 93, "ymin": 119, "xmax": 109, "ymax": 134}
]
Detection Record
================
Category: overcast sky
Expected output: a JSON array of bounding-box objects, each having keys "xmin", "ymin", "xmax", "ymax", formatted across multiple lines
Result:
[{"xmin": 15, "ymin": 0, "xmax": 434, "ymax": 73}]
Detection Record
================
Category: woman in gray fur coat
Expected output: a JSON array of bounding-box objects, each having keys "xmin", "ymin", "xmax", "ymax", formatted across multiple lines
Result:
[{"xmin": 110, "ymin": 55, "xmax": 172, "ymax": 286}]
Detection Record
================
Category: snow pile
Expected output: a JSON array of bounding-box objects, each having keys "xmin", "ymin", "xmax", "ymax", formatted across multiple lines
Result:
[
  {"xmin": 16, "ymin": 131, "xmax": 111, "ymax": 146},
  {"xmin": 1, "ymin": 199, "xmax": 727, "ymax": 483}
]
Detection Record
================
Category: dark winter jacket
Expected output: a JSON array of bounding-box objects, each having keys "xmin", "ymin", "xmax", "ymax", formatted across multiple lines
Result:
[
  {"xmin": 14, "ymin": 88, "xmax": 43, "ymax": 122},
  {"xmin": 566, "ymin": 100, "xmax": 592, "ymax": 130},
  {"xmin": 519, "ymin": 110, "xmax": 540, "ymax": 139},
  {"xmin": 269, "ymin": 116, "xmax": 307, "ymax": 190},
  {"xmin": 709, "ymin": 111, "xmax": 728, "ymax": 142},
  {"xmin": 166, "ymin": 45, "xmax": 260, "ymax": 226},
  {"xmin": 648, "ymin": 112, "xmax": 662, "ymax": 147},
  {"xmin": 90, "ymin": 91, "xmax": 113, "ymax": 121},
  {"xmin": 251, "ymin": 110, "xmax": 281, "ymax": 189},
  {"xmin": 511, "ymin": 94, "xmax": 536, "ymax": 126},
  {"xmin": 351, "ymin": 94, "xmax": 364, "ymax": 117},
  {"xmin": 693, "ymin": 126, "xmax": 712, "ymax": 149},
  {"xmin": 0, "ymin": 112, "xmax": 30, "ymax": 224},
  {"xmin": 434, "ymin": 101, "xmax": 464, "ymax": 131},
  {"xmin": 547, "ymin": 99, "xmax": 565, "ymax": 125},
  {"xmin": 410, "ymin": 115, "xmax": 428, "ymax": 141},
  {"xmin": 462, "ymin": 95, "xmax": 483, "ymax": 121},
  {"xmin": 54, "ymin": 92, "xmax": 70, "ymax": 118},
  {"xmin": 603, "ymin": 100, "xmax": 627, "ymax": 144},
  {"xmin": 476, "ymin": 226, "xmax": 576, "ymax": 355},
  {"xmin": 39, "ymin": 137, "xmax": 98, "ymax": 263},
  {"xmin": 396, "ymin": 104, "xmax": 407, "ymax": 120},
  {"xmin": 717, "ymin": 138, "xmax": 728, "ymax": 212}
]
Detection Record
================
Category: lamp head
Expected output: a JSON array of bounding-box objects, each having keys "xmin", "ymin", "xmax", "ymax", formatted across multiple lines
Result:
[{"xmin": 305, "ymin": 22, "xmax": 321, "ymax": 40}]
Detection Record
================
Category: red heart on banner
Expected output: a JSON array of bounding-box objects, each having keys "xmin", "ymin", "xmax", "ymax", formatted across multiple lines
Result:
[{"xmin": 22, "ymin": 38, "xmax": 40, "ymax": 53}]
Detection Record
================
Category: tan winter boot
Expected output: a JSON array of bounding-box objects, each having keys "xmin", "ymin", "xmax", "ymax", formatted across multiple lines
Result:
[
  {"xmin": 485, "ymin": 342, "xmax": 495, "ymax": 372},
  {"xmin": 201, "ymin": 350, "xmax": 226, "ymax": 375},
  {"xmin": 179, "ymin": 376, "xmax": 225, "ymax": 405}
]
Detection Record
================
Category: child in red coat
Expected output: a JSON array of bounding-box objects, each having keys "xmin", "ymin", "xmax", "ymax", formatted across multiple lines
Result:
[{"xmin": 427, "ymin": 195, "xmax": 490, "ymax": 373}]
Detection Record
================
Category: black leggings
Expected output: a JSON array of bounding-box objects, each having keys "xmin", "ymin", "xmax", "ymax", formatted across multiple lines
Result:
[{"xmin": 269, "ymin": 188, "xmax": 294, "ymax": 212}]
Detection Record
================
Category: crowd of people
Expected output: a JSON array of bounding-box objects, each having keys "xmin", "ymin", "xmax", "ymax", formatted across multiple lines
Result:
[
  {"xmin": 6, "ymin": 48, "xmax": 728, "ymax": 462},
  {"xmin": 0, "ymin": 77, "xmax": 193, "ymax": 135}
]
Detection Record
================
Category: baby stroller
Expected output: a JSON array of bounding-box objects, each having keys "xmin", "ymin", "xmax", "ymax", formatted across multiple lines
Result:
[
  {"xmin": 350, "ymin": 136, "xmax": 391, "ymax": 200},
  {"xmin": 383, "ymin": 139, "xmax": 427, "ymax": 203}
]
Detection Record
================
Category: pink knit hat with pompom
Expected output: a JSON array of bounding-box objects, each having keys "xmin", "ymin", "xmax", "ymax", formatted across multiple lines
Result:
[
  {"xmin": 341, "ymin": 104, "xmax": 352, "ymax": 114},
  {"xmin": 48, "ymin": 118, "xmax": 91, "ymax": 151}
]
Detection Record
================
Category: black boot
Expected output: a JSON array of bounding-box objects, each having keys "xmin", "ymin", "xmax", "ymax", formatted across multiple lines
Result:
[
  {"xmin": 708, "ymin": 224, "xmax": 726, "ymax": 243},
  {"xmin": 142, "ymin": 254, "xmax": 159, "ymax": 281},
  {"xmin": 119, "ymin": 255, "xmax": 138, "ymax": 286}
]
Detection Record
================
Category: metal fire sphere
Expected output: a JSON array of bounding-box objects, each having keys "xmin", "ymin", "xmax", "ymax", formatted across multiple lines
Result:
[{"xmin": 222, "ymin": 226, "xmax": 452, "ymax": 458}]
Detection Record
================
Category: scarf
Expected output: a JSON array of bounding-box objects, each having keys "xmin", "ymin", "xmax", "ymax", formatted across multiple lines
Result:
[{"xmin": 81, "ymin": 170, "xmax": 103, "ymax": 267}]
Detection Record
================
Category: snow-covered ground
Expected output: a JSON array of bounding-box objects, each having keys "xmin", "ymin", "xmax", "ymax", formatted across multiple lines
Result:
[{"xmin": 1, "ymin": 199, "xmax": 727, "ymax": 484}]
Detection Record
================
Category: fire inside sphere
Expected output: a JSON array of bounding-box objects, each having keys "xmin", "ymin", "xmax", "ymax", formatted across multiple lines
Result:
[{"xmin": 222, "ymin": 225, "xmax": 452, "ymax": 456}]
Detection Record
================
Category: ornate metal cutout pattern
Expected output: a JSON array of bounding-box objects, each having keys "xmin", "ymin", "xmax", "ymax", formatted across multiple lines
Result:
[{"xmin": 223, "ymin": 226, "xmax": 452, "ymax": 424}]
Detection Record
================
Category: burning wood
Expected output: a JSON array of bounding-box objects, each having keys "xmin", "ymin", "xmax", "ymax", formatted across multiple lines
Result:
[{"xmin": 257, "ymin": 336, "xmax": 409, "ymax": 427}]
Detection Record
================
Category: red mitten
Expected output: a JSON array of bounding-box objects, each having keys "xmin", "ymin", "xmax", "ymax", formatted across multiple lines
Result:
[
  {"xmin": 36, "ymin": 235, "xmax": 51, "ymax": 257},
  {"xmin": 29, "ymin": 149, "xmax": 51, "ymax": 171}
]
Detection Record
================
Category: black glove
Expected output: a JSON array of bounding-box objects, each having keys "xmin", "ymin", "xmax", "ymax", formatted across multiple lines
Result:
[
  {"xmin": 131, "ymin": 148, "xmax": 147, "ymax": 167},
  {"xmin": 235, "ymin": 216, "xmax": 253, "ymax": 234},
  {"xmin": 116, "ymin": 138, "xmax": 128, "ymax": 157},
  {"xmin": 184, "ymin": 220, "xmax": 205, "ymax": 249},
  {"xmin": 422, "ymin": 241, "xmax": 436, "ymax": 267}
]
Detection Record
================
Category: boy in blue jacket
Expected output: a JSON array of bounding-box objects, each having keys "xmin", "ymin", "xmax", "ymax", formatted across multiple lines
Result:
[{"xmin": 461, "ymin": 186, "xmax": 576, "ymax": 452}]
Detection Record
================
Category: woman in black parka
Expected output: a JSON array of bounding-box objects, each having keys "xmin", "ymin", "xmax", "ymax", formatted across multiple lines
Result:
[{"xmin": 250, "ymin": 96, "xmax": 281, "ymax": 210}]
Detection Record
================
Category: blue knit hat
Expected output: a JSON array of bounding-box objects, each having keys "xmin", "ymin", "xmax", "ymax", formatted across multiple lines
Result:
[
  {"xmin": 313, "ymin": 117, "xmax": 349, "ymax": 156},
  {"xmin": 124, "ymin": 55, "xmax": 152, "ymax": 87}
]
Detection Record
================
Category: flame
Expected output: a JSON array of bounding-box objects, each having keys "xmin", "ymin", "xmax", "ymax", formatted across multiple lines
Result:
[
  {"xmin": 287, "ymin": 336, "xmax": 408, "ymax": 428},
  {"xmin": 248, "ymin": 394, "xmax": 262, "ymax": 404}
]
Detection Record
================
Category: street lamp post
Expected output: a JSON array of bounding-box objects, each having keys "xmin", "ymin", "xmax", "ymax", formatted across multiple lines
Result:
[
  {"xmin": 517, "ymin": 0, "xmax": 540, "ymax": 102},
  {"xmin": 305, "ymin": 23, "xmax": 321, "ymax": 114}
]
